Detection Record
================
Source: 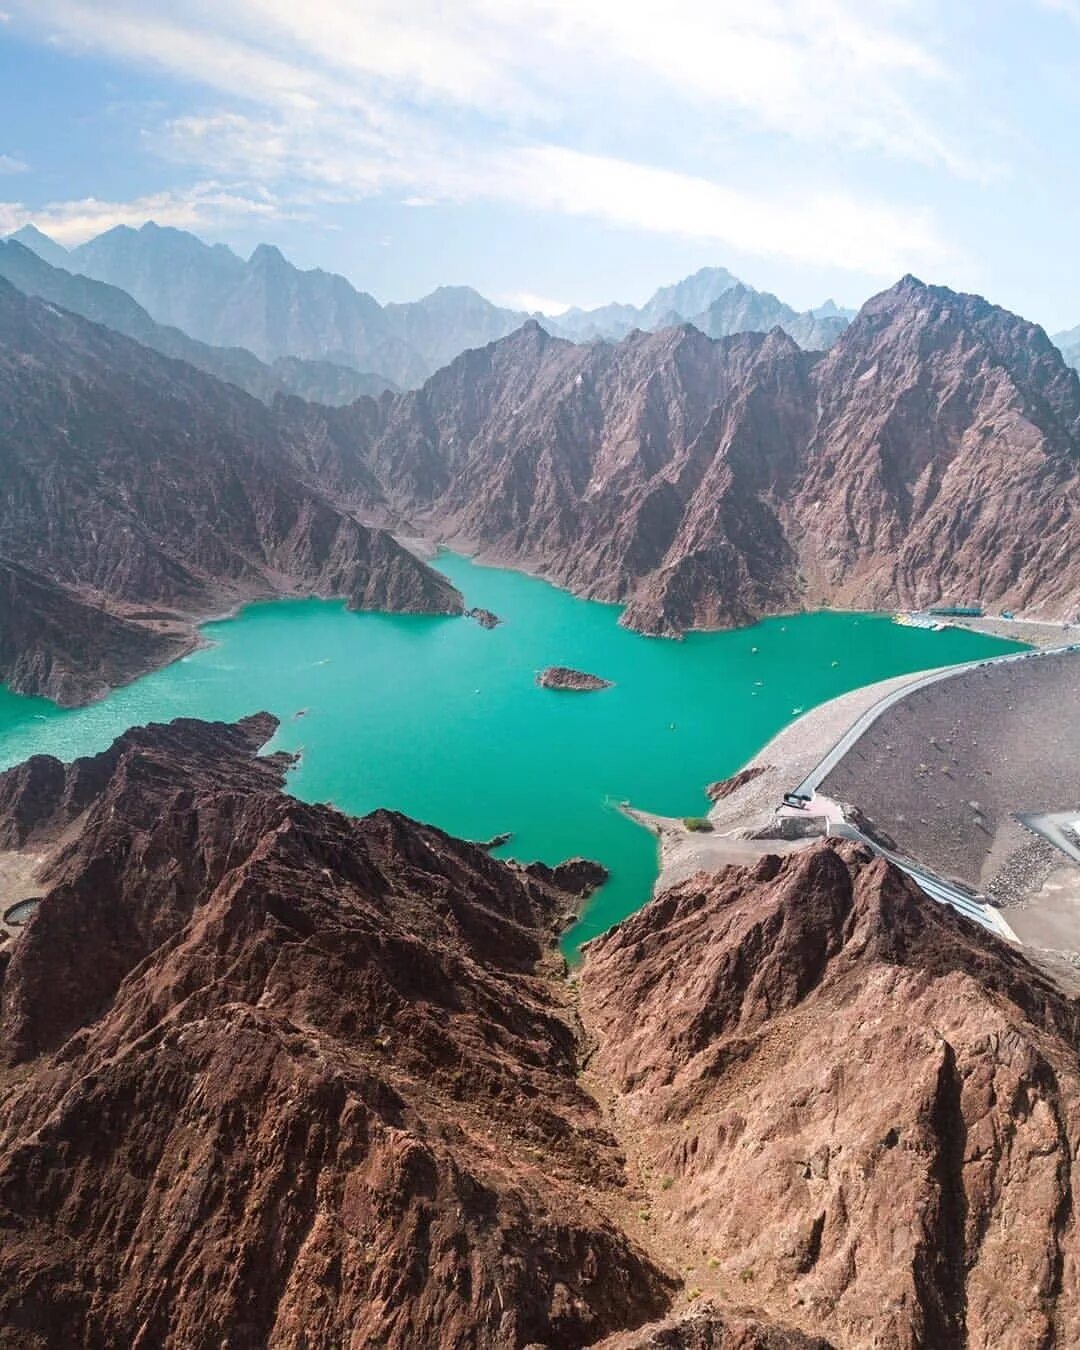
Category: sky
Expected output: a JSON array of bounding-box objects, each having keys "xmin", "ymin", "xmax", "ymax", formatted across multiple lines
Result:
[{"xmin": 0, "ymin": 1, "xmax": 1079, "ymax": 330}]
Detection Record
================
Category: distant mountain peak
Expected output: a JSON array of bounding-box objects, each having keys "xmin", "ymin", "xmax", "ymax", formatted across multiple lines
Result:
[
  {"xmin": 7, "ymin": 224, "xmax": 69, "ymax": 268},
  {"xmin": 249, "ymin": 242, "xmax": 287, "ymax": 268}
]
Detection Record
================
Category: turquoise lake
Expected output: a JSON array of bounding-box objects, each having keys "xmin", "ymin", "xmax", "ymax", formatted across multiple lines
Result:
[{"xmin": 0, "ymin": 553, "xmax": 1024, "ymax": 954}]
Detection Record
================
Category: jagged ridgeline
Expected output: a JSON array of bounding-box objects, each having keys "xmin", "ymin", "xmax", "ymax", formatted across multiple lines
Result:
[
  {"xmin": 2, "ymin": 716, "xmax": 1080, "ymax": 1345},
  {"xmin": 2, "ymin": 258, "xmax": 1078, "ymax": 705}
]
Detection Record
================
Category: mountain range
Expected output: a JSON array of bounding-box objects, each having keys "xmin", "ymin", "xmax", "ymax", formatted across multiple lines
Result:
[
  {"xmin": 0, "ymin": 238, "xmax": 395, "ymax": 406},
  {"xmin": 0, "ymin": 277, "xmax": 460, "ymax": 704},
  {"xmin": 1053, "ymin": 322, "xmax": 1080, "ymax": 372},
  {"xmin": 2, "ymin": 713, "xmax": 1080, "ymax": 1346},
  {"xmin": 4, "ymin": 215, "xmax": 1080, "ymax": 1350},
  {"xmin": 7, "ymin": 224, "xmax": 852, "ymax": 387},
  {"xmin": 2, "ymin": 257, "xmax": 1078, "ymax": 704},
  {"xmin": 331, "ymin": 278, "xmax": 1080, "ymax": 633}
]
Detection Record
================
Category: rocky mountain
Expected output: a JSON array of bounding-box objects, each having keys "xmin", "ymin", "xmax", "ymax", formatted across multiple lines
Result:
[
  {"xmin": 352, "ymin": 277, "xmax": 1080, "ymax": 631},
  {"xmin": 28, "ymin": 223, "xmax": 532, "ymax": 388},
  {"xmin": 0, "ymin": 278, "xmax": 460, "ymax": 703},
  {"xmin": 812, "ymin": 298, "xmax": 857, "ymax": 322},
  {"xmin": 0, "ymin": 714, "xmax": 671, "ymax": 1348},
  {"xmin": 3, "ymin": 718, "xmax": 1080, "ymax": 1345},
  {"xmin": 6, "ymin": 223, "xmax": 71, "ymax": 269},
  {"xmin": 10, "ymin": 225, "xmax": 851, "ymax": 384},
  {"xmin": 381, "ymin": 284, "xmax": 537, "ymax": 374},
  {"xmin": 1053, "ymin": 322, "xmax": 1080, "ymax": 371},
  {"xmin": 0, "ymin": 240, "xmax": 395, "ymax": 405},
  {"xmin": 690, "ymin": 283, "xmax": 848, "ymax": 350},
  {"xmin": 69, "ymin": 227, "xmax": 438, "ymax": 387},
  {"xmin": 581, "ymin": 839, "xmax": 1080, "ymax": 1348},
  {"xmin": 551, "ymin": 267, "xmax": 742, "ymax": 343}
]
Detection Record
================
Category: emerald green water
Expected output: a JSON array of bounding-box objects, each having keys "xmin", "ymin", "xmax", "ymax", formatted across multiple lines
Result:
[{"xmin": 0, "ymin": 554, "xmax": 1024, "ymax": 954}]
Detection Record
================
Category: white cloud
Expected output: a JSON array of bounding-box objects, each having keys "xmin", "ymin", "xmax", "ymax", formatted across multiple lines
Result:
[
  {"xmin": 0, "ymin": 155, "xmax": 27, "ymax": 174},
  {"xmin": 157, "ymin": 110, "xmax": 949, "ymax": 278},
  {"xmin": 0, "ymin": 182, "xmax": 289, "ymax": 244},
  {"xmin": 497, "ymin": 291, "xmax": 572, "ymax": 315},
  {"xmin": 489, "ymin": 147, "xmax": 947, "ymax": 277},
  {"xmin": 12, "ymin": 0, "xmax": 983, "ymax": 171},
  {"xmin": 1037, "ymin": 0, "xmax": 1080, "ymax": 19},
  {"xmin": 2, "ymin": 0, "xmax": 968, "ymax": 275}
]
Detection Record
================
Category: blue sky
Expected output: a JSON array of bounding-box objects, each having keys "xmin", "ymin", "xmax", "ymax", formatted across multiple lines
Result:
[{"xmin": 1, "ymin": 1, "xmax": 1079, "ymax": 330}]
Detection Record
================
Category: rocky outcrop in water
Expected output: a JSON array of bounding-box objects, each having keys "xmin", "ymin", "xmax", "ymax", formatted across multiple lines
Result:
[
  {"xmin": 356, "ymin": 279, "xmax": 1080, "ymax": 632},
  {"xmin": 0, "ymin": 279, "xmax": 461, "ymax": 703},
  {"xmin": 537, "ymin": 666, "xmax": 614, "ymax": 691},
  {"xmin": 467, "ymin": 607, "xmax": 502, "ymax": 628},
  {"xmin": 0, "ymin": 715, "xmax": 667, "ymax": 1347}
]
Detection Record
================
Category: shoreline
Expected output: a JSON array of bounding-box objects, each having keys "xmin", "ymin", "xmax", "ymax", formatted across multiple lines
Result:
[{"xmin": 618, "ymin": 643, "xmax": 1080, "ymax": 972}]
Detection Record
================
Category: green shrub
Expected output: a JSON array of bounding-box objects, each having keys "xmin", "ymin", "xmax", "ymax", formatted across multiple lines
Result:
[{"xmin": 683, "ymin": 817, "xmax": 714, "ymax": 833}]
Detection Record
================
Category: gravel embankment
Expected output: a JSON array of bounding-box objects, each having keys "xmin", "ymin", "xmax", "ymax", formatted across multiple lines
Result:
[{"xmin": 819, "ymin": 650, "xmax": 1080, "ymax": 891}]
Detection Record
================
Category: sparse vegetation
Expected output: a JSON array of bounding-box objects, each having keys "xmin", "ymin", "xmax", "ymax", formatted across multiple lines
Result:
[{"xmin": 683, "ymin": 817, "xmax": 714, "ymax": 833}]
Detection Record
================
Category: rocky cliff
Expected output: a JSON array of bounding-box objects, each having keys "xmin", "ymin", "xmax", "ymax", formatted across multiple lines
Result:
[
  {"xmin": 0, "ymin": 279, "xmax": 461, "ymax": 703},
  {"xmin": 581, "ymin": 841, "xmax": 1080, "ymax": 1349},
  {"xmin": 3, "ymin": 722, "xmax": 1080, "ymax": 1346},
  {"xmin": 0, "ymin": 716, "xmax": 669, "ymax": 1347},
  {"xmin": 355, "ymin": 278, "xmax": 1080, "ymax": 631}
]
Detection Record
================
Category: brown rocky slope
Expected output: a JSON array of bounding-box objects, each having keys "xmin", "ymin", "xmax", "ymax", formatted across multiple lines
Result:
[
  {"xmin": 0, "ymin": 715, "xmax": 670, "ymax": 1347},
  {"xmin": 581, "ymin": 842, "xmax": 1080, "ymax": 1349},
  {"xmin": 348, "ymin": 278, "xmax": 1080, "ymax": 632},
  {"xmin": 0, "ymin": 279, "xmax": 460, "ymax": 704},
  {"xmin": 3, "ymin": 720, "xmax": 1080, "ymax": 1345}
]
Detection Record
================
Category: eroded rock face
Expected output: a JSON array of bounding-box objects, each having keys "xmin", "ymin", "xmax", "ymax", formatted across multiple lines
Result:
[
  {"xmin": 353, "ymin": 280, "xmax": 1080, "ymax": 632},
  {"xmin": 0, "ymin": 279, "xmax": 461, "ymax": 704},
  {"xmin": 3, "ymin": 721, "xmax": 1080, "ymax": 1347},
  {"xmin": 0, "ymin": 716, "xmax": 671, "ymax": 1348},
  {"xmin": 580, "ymin": 842, "xmax": 1080, "ymax": 1350}
]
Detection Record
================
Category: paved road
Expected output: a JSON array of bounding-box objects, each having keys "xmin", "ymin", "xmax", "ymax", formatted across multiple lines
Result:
[{"xmin": 827, "ymin": 817, "xmax": 1018, "ymax": 941}]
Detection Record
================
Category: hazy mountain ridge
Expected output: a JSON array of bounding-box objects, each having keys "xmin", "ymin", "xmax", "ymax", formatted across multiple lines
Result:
[
  {"xmin": 690, "ymin": 282, "xmax": 848, "ymax": 350},
  {"xmin": 0, "ymin": 278, "xmax": 459, "ymax": 703},
  {"xmin": 0, "ymin": 239, "xmax": 395, "ymax": 405},
  {"xmin": 9, "ymin": 224, "xmax": 851, "ymax": 387},
  {"xmin": 1053, "ymin": 321, "xmax": 1080, "ymax": 371}
]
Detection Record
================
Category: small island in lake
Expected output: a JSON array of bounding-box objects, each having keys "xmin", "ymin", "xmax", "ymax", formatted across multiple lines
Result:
[
  {"xmin": 537, "ymin": 666, "xmax": 613, "ymax": 692},
  {"xmin": 466, "ymin": 607, "xmax": 502, "ymax": 629}
]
